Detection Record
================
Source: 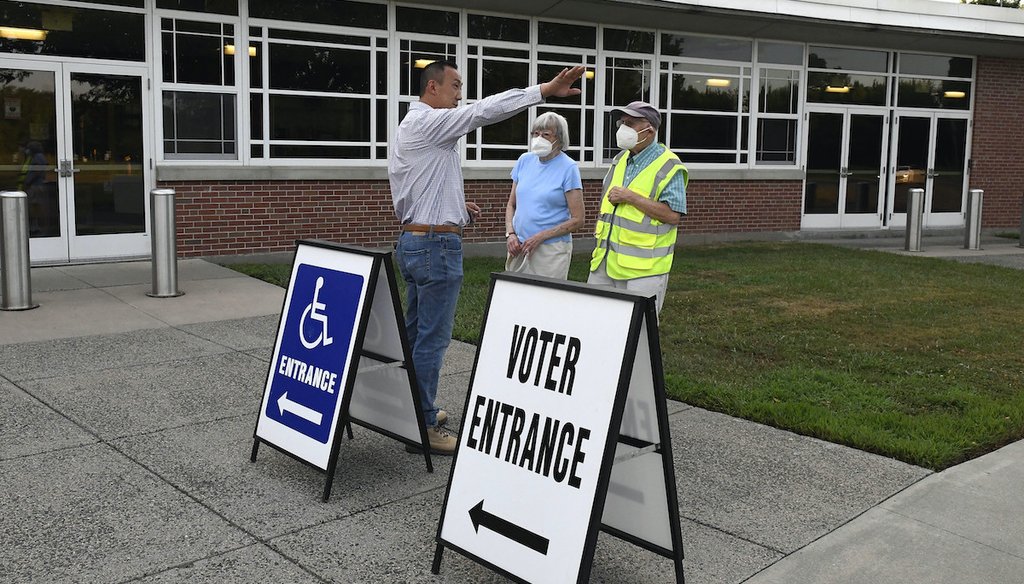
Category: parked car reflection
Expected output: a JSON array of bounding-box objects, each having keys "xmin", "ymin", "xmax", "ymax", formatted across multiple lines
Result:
[{"xmin": 896, "ymin": 166, "xmax": 925, "ymax": 184}]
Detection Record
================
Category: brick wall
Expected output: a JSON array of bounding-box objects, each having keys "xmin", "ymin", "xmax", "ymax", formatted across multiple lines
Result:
[
  {"xmin": 971, "ymin": 56, "xmax": 1024, "ymax": 228},
  {"xmin": 164, "ymin": 177, "xmax": 803, "ymax": 257}
]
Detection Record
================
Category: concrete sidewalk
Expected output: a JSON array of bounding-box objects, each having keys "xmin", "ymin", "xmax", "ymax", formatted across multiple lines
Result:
[{"xmin": 0, "ymin": 247, "xmax": 1019, "ymax": 583}]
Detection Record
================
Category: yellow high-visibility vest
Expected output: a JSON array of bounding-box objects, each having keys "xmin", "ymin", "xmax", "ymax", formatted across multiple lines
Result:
[{"xmin": 590, "ymin": 147, "xmax": 688, "ymax": 280}]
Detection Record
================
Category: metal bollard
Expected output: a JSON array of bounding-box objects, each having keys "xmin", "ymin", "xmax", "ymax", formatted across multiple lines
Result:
[
  {"xmin": 0, "ymin": 191, "xmax": 39, "ymax": 310},
  {"xmin": 904, "ymin": 188, "xmax": 925, "ymax": 252},
  {"xmin": 147, "ymin": 188, "xmax": 184, "ymax": 298},
  {"xmin": 964, "ymin": 189, "xmax": 983, "ymax": 250}
]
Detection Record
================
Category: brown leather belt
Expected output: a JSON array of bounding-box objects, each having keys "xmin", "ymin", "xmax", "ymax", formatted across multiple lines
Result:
[{"xmin": 401, "ymin": 223, "xmax": 462, "ymax": 235}]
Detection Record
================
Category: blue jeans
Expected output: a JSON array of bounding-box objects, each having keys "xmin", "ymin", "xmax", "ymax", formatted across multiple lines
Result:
[{"xmin": 395, "ymin": 231, "xmax": 463, "ymax": 427}]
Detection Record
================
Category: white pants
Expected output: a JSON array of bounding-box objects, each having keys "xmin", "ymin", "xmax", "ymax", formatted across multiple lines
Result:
[
  {"xmin": 505, "ymin": 240, "xmax": 572, "ymax": 279},
  {"xmin": 587, "ymin": 258, "xmax": 669, "ymax": 315}
]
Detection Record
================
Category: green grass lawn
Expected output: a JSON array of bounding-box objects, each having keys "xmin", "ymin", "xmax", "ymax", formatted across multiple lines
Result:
[{"xmin": 227, "ymin": 242, "xmax": 1024, "ymax": 470}]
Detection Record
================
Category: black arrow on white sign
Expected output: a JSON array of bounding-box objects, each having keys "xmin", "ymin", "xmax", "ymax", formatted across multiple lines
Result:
[{"xmin": 469, "ymin": 500, "xmax": 549, "ymax": 555}]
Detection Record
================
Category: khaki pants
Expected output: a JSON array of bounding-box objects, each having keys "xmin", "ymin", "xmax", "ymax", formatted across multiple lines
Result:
[
  {"xmin": 587, "ymin": 258, "xmax": 669, "ymax": 315},
  {"xmin": 505, "ymin": 240, "xmax": 572, "ymax": 279}
]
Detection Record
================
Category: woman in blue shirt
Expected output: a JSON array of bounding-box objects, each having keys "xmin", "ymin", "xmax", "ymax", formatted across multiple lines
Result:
[{"xmin": 504, "ymin": 112, "xmax": 584, "ymax": 279}]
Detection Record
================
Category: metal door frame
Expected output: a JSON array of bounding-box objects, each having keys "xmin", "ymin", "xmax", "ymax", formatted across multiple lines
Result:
[
  {"xmin": 887, "ymin": 110, "xmax": 971, "ymax": 229},
  {"xmin": 0, "ymin": 57, "xmax": 152, "ymax": 264},
  {"xmin": 802, "ymin": 105, "xmax": 888, "ymax": 229}
]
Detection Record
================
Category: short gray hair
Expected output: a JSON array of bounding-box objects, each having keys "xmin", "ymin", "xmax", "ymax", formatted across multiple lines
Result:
[{"xmin": 531, "ymin": 111, "xmax": 571, "ymax": 149}]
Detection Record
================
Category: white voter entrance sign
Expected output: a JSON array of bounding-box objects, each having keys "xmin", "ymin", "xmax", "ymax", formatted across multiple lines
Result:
[
  {"xmin": 251, "ymin": 240, "xmax": 432, "ymax": 501},
  {"xmin": 433, "ymin": 273, "xmax": 685, "ymax": 584}
]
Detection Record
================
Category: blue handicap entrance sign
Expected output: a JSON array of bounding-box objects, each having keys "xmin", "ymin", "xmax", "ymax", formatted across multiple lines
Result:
[
  {"xmin": 253, "ymin": 240, "xmax": 434, "ymax": 502},
  {"xmin": 265, "ymin": 263, "xmax": 364, "ymax": 444}
]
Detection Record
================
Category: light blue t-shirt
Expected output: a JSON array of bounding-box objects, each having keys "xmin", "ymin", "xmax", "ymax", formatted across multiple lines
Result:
[{"xmin": 511, "ymin": 152, "xmax": 583, "ymax": 244}]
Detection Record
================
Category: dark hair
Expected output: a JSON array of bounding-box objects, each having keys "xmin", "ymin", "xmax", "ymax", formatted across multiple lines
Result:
[{"xmin": 419, "ymin": 60, "xmax": 457, "ymax": 96}]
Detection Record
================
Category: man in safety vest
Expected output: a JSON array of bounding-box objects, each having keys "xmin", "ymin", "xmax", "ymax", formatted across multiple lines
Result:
[{"xmin": 588, "ymin": 101, "xmax": 688, "ymax": 315}]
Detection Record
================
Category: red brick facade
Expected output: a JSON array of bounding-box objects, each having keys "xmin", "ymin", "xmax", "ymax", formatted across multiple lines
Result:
[
  {"xmin": 165, "ymin": 177, "xmax": 803, "ymax": 257},
  {"xmin": 971, "ymin": 56, "xmax": 1024, "ymax": 229},
  {"xmin": 164, "ymin": 56, "xmax": 1023, "ymax": 258}
]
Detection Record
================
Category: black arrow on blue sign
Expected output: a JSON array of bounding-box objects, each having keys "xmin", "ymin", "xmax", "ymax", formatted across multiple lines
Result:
[{"xmin": 469, "ymin": 500, "xmax": 549, "ymax": 555}]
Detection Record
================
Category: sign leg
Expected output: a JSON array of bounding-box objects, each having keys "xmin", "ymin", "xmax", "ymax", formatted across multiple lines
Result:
[
  {"xmin": 431, "ymin": 543, "xmax": 444, "ymax": 574},
  {"xmin": 346, "ymin": 421, "xmax": 353, "ymax": 439},
  {"xmin": 422, "ymin": 446, "xmax": 433, "ymax": 473},
  {"xmin": 250, "ymin": 438, "xmax": 260, "ymax": 462},
  {"xmin": 323, "ymin": 458, "xmax": 340, "ymax": 502}
]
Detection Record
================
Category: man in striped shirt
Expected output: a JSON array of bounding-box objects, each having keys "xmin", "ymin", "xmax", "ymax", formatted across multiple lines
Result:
[{"xmin": 389, "ymin": 61, "xmax": 584, "ymax": 455}]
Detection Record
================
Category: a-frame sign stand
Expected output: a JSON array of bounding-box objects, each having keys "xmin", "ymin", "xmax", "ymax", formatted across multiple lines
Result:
[
  {"xmin": 251, "ymin": 240, "xmax": 433, "ymax": 502},
  {"xmin": 432, "ymin": 272, "xmax": 685, "ymax": 583}
]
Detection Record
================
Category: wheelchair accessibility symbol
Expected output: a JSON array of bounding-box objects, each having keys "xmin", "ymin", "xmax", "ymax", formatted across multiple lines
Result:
[{"xmin": 300, "ymin": 276, "xmax": 334, "ymax": 350}]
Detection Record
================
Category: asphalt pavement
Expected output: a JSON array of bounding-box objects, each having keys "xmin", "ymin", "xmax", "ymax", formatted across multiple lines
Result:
[{"xmin": 1, "ymin": 235, "xmax": 1022, "ymax": 583}]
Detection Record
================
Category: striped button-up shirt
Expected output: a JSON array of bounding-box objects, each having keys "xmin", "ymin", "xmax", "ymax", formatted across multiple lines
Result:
[
  {"xmin": 389, "ymin": 85, "xmax": 544, "ymax": 226},
  {"xmin": 623, "ymin": 142, "xmax": 687, "ymax": 214}
]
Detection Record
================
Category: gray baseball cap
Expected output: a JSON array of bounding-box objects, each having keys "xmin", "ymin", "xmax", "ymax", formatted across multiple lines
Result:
[{"xmin": 612, "ymin": 101, "xmax": 662, "ymax": 129}]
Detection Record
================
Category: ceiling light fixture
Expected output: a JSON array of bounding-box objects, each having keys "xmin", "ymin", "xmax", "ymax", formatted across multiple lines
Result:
[{"xmin": 0, "ymin": 26, "xmax": 48, "ymax": 41}]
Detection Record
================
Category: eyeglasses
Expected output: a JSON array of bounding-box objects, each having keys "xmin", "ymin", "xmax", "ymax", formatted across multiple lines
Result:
[
  {"xmin": 531, "ymin": 129, "xmax": 556, "ymax": 140},
  {"xmin": 615, "ymin": 119, "xmax": 647, "ymax": 129}
]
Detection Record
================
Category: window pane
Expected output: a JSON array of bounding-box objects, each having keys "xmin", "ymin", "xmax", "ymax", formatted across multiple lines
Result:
[
  {"xmin": 482, "ymin": 61, "xmax": 529, "ymax": 97},
  {"xmin": 270, "ymin": 145, "xmax": 370, "ymax": 158},
  {"xmin": 399, "ymin": 40, "xmax": 457, "ymax": 97},
  {"xmin": 250, "ymin": 0, "xmax": 386, "ymax": 29},
  {"xmin": 270, "ymin": 95, "xmax": 369, "ymax": 141},
  {"xmin": 605, "ymin": 58, "xmax": 651, "ymax": 105},
  {"xmin": 682, "ymin": 152, "xmax": 737, "ymax": 163},
  {"xmin": 809, "ymin": 46, "xmax": 888, "ymax": 72},
  {"xmin": 932, "ymin": 118, "xmax": 968, "ymax": 213},
  {"xmin": 468, "ymin": 14, "xmax": 528, "ymax": 42},
  {"xmin": 807, "ymin": 72, "xmax": 887, "ymax": 106},
  {"xmin": 670, "ymin": 114, "xmax": 737, "ymax": 150},
  {"xmin": 899, "ymin": 53, "xmax": 972, "ymax": 78},
  {"xmin": 250, "ymin": 95, "xmax": 263, "ymax": 139},
  {"xmin": 0, "ymin": 3, "xmax": 145, "ymax": 61},
  {"xmin": 537, "ymin": 62, "xmax": 589, "ymax": 105},
  {"xmin": 538, "ymin": 21, "xmax": 596, "ymax": 49},
  {"xmin": 156, "ymin": 0, "xmax": 238, "ymax": 15},
  {"xmin": 269, "ymin": 45, "xmax": 370, "ymax": 93},
  {"xmin": 759, "ymin": 41, "xmax": 803, "ymax": 65},
  {"xmin": 481, "ymin": 111, "xmax": 527, "ymax": 146},
  {"xmin": 897, "ymin": 78, "xmax": 971, "ymax": 110},
  {"xmin": 268, "ymin": 29, "xmax": 370, "ymax": 46},
  {"xmin": 757, "ymin": 118, "xmax": 797, "ymax": 164},
  {"xmin": 174, "ymin": 32, "xmax": 226, "ymax": 85},
  {"xmin": 250, "ymin": 43, "xmax": 263, "ymax": 87},
  {"xmin": 396, "ymin": 6, "xmax": 458, "ymax": 36},
  {"xmin": 661, "ymin": 34, "xmax": 752, "ymax": 61},
  {"xmin": 162, "ymin": 91, "xmax": 236, "ymax": 157},
  {"xmin": 670, "ymin": 73, "xmax": 739, "ymax": 112},
  {"xmin": 603, "ymin": 28, "xmax": 654, "ymax": 53},
  {"xmin": 75, "ymin": 0, "xmax": 143, "ymax": 6},
  {"xmin": 760, "ymin": 68, "xmax": 798, "ymax": 114}
]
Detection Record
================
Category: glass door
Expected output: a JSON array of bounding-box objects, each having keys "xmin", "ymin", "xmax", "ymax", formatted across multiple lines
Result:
[
  {"xmin": 803, "ymin": 108, "xmax": 887, "ymax": 229},
  {"xmin": 0, "ymin": 60, "xmax": 67, "ymax": 262},
  {"xmin": 888, "ymin": 113, "xmax": 969, "ymax": 228},
  {"xmin": 0, "ymin": 59, "xmax": 150, "ymax": 263},
  {"xmin": 64, "ymin": 64, "xmax": 149, "ymax": 261}
]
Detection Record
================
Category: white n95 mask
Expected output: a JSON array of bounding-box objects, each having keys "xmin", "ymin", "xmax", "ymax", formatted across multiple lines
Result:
[
  {"xmin": 530, "ymin": 136, "xmax": 554, "ymax": 157},
  {"xmin": 616, "ymin": 124, "xmax": 651, "ymax": 150}
]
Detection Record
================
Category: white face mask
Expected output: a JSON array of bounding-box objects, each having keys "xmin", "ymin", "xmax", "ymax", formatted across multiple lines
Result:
[
  {"xmin": 530, "ymin": 136, "xmax": 555, "ymax": 157},
  {"xmin": 616, "ymin": 124, "xmax": 651, "ymax": 151}
]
